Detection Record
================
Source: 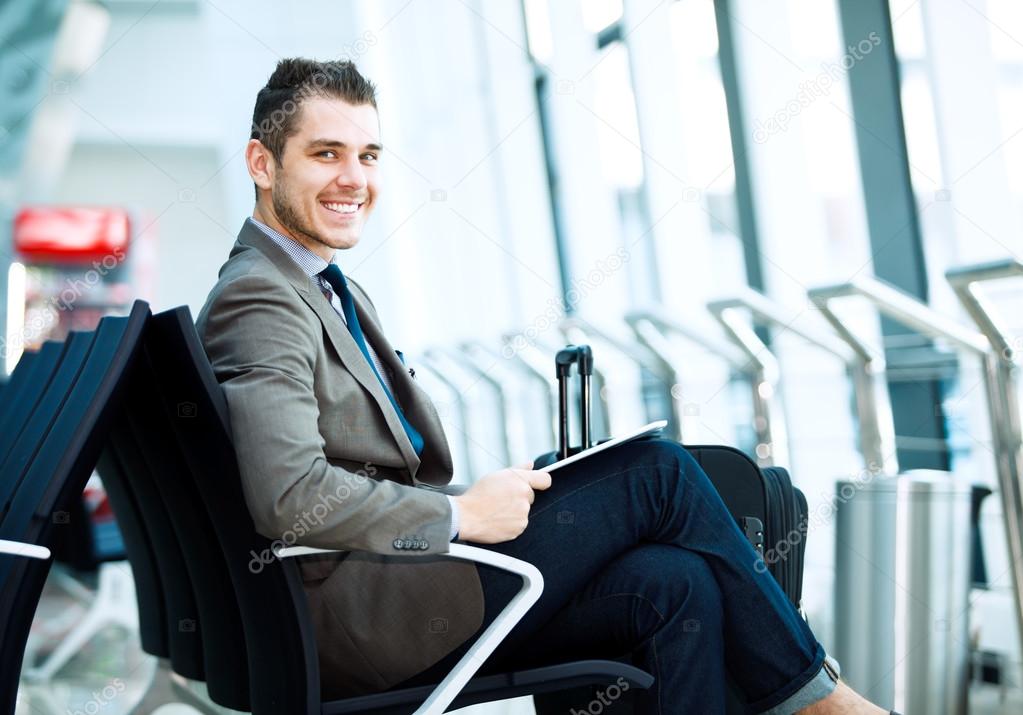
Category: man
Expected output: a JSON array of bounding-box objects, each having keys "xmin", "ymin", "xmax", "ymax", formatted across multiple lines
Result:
[{"xmin": 197, "ymin": 58, "xmax": 892, "ymax": 714}]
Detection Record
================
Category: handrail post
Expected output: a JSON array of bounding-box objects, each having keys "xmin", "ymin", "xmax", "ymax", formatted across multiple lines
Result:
[
  {"xmin": 430, "ymin": 347, "xmax": 514, "ymax": 468},
  {"xmin": 945, "ymin": 259, "xmax": 1023, "ymax": 675},
  {"xmin": 705, "ymin": 289, "xmax": 869, "ymax": 469},
  {"xmin": 417, "ymin": 353, "xmax": 477, "ymax": 479},
  {"xmin": 499, "ymin": 334, "xmax": 560, "ymax": 450},
  {"xmin": 810, "ymin": 274, "xmax": 1023, "ymax": 663},
  {"xmin": 624, "ymin": 307, "xmax": 757, "ymax": 447},
  {"xmin": 706, "ymin": 299, "xmax": 788, "ymax": 468},
  {"xmin": 808, "ymin": 276, "xmax": 990, "ymax": 475}
]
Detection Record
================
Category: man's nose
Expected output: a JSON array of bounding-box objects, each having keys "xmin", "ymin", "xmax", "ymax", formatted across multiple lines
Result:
[{"xmin": 334, "ymin": 155, "xmax": 367, "ymax": 191}]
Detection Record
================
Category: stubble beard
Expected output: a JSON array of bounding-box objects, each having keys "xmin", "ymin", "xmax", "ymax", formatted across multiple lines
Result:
[{"xmin": 271, "ymin": 172, "xmax": 336, "ymax": 254}]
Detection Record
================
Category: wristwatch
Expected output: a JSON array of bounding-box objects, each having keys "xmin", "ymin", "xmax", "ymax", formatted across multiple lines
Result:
[{"xmin": 822, "ymin": 654, "xmax": 841, "ymax": 683}]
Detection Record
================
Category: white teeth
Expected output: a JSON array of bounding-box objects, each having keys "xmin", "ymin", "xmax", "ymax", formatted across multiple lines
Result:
[{"xmin": 322, "ymin": 202, "xmax": 360, "ymax": 214}]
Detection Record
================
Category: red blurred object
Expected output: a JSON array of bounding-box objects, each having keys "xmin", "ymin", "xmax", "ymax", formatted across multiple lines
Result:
[
  {"xmin": 84, "ymin": 483, "xmax": 116, "ymax": 522},
  {"xmin": 14, "ymin": 207, "xmax": 130, "ymax": 264}
]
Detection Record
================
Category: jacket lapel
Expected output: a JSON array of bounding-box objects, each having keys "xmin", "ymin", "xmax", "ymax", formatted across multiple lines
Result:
[{"xmin": 235, "ymin": 223, "xmax": 422, "ymax": 476}]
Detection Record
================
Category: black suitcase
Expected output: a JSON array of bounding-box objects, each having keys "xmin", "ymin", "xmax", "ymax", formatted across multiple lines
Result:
[
  {"xmin": 534, "ymin": 345, "xmax": 809, "ymax": 714},
  {"xmin": 686, "ymin": 446, "xmax": 809, "ymax": 612}
]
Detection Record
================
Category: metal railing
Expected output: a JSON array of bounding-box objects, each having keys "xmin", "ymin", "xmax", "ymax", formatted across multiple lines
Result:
[
  {"xmin": 709, "ymin": 288, "xmax": 893, "ymax": 473},
  {"xmin": 624, "ymin": 307, "xmax": 755, "ymax": 446},
  {"xmin": 462, "ymin": 341, "xmax": 530, "ymax": 462},
  {"xmin": 427, "ymin": 347, "xmax": 513, "ymax": 468},
  {"xmin": 808, "ymin": 276, "xmax": 989, "ymax": 475},
  {"xmin": 500, "ymin": 333, "xmax": 560, "ymax": 450},
  {"xmin": 808, "ymin": 274, "xmax": 999, "ymax": 706},
  {"xmin": 945, "ymin": 258, "xmax": 1023, "ymax": 670},
  {"xmin": 416, "ymin": 352, "xmax": 477, "ymax": 479}
]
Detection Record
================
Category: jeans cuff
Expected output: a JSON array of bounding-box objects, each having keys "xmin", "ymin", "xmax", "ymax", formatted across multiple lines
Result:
[{"xmin": 759, "ymin": 654, "xmax": 841, "ymax": 715}]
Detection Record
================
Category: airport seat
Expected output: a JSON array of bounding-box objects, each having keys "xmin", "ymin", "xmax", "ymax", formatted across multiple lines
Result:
[
  {"xmin": 0, "ymin": 339, "xmax": 96, "ymax": 685},
  {"xmin": 106, "ymin": 344, "xmax": 250, "ymax": 708},
  {"xmin": 0, "ymin": 302, "xmax": 150, "ymax": 715},
  {"xmin": 0, "ymin": 348, "xmax": 37, "ymax": 421},
  {"xmin": 0, "ymin": 339, "xmax": 86, "ymax": 501},
  {"xmin": 141, "ymin": 305, "xmax": 654, "ymax": 714},
  {"xmin": 5, "ymin": 335, "xmax": 167, "ymax": 680},
  {"xmin": 92, "ymin": 447, "xmax": 169, "ymax": 658},
  {"xmin": 0, "ymin": 301, "xmax": 149, "ymax": 714},
  {"xmin": 23, "ymin": 476, "xmax": 141, "ymax": 683},
  {"xmin": 104, "ymin": 404, "xmax": 207, "ymax": 682},
  {"xmin": 0, "ymin": 349, "xmax": 37, "ymax": 425}
]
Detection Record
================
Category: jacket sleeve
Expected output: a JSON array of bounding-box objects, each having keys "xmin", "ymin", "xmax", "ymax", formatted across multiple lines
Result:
[{"xmin": 198, "ymin": 273, "xmax": 454, "ymax": 555}]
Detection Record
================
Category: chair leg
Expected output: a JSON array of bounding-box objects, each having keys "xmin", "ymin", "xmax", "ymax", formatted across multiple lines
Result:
[
  {"xmin": 48, "ymin": 566, "xmax": 95, "ymax": 603},
  {"xmin": 23, "ymin": 562, "xmax": 139, "ymax": 681}
]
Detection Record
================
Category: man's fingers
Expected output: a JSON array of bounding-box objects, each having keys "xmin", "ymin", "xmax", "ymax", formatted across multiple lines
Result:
[
  {"xmin": 508, "ymin": 465, "xmax": 551, "ymax": 490},
  {"xmin": 527, "ymin": 470, "xmax": 552, "ymax": 490}
]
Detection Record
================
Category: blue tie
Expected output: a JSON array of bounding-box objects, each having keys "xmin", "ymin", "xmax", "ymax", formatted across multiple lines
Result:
[{"xmin": 319, "ymin": 264, "xmax": 425, "ymax": 456}]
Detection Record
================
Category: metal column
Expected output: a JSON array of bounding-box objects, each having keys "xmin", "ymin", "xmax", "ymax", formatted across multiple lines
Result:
[
  {"xmin": 712, "ymin": 0, "xmax": 767, "ymax": 296},
  {"xmin": 836, "ymin": 0, "xmax": 949, "ymax": 471}
]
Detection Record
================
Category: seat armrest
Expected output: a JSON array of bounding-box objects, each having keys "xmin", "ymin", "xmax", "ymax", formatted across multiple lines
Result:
[
  {"xmin": 275, "ymin": 543, "xmax": 544, "ymax": 715},
  {"xmin": 0, "ymin": 539, "xmax": 51, "ymax": 560}
]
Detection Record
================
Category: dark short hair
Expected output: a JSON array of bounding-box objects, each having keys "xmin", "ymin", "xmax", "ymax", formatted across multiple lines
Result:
[{"xmin": 250, "ymin": 58, "xmax": 377, "ymax": 197}]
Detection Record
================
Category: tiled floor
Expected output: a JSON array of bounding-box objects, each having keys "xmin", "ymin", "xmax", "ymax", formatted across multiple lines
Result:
[{"xmin": 16, "ymin": 564, "xmax": 1023, "ymax": 714}]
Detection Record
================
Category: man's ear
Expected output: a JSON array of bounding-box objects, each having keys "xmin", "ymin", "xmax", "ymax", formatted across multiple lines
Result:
[{"xmin": 245, "ymin": 138, "xmax": 275, "ymax": 193}]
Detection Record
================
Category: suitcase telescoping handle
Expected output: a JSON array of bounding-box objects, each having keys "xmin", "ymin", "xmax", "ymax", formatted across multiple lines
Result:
[{"xmin": 556, "ymin": 344, "xmax": 593, "ymax": 460}]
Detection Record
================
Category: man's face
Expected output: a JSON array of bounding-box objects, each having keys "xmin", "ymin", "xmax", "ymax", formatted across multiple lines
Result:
[{"xmin": 265, "ymin": 96, "xmax": 381, "ymax": 257}]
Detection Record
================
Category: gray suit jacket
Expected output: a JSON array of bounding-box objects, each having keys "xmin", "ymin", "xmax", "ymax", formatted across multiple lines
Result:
[{"xmin": 196, "ymin": 221, "xmax": 484, "ymax": 696}]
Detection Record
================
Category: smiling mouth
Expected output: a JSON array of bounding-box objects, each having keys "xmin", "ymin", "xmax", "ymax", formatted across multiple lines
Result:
[{"xmin": 320, "ymin": 200, "xmax": 364, "ymax": 215}]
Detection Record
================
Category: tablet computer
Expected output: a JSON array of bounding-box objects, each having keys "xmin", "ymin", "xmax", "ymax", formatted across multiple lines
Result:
[{"xmin": 539, "ymin": 419, "xmax": 669, "ymax": 473}]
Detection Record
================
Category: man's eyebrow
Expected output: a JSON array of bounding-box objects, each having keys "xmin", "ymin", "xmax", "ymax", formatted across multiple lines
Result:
[{"xmin": 306, "ymin": 139, "xmax": 383, "ymax": 152}]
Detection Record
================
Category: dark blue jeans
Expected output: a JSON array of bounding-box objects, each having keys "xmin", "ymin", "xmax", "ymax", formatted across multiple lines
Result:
[{"xmin": 397, "ymin": 438, "xmax": 825, "ymax": 713}]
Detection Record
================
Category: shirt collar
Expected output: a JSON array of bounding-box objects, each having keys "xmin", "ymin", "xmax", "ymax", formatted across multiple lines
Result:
[{"xmin": 246, "ymin": 216, "xmax": 335, "ymax": 278}]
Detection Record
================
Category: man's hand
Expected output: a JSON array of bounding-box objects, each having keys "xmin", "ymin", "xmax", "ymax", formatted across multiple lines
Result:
[{"xmin": 453, "ymin": 463, "xmax": 552, "ymax": 543}]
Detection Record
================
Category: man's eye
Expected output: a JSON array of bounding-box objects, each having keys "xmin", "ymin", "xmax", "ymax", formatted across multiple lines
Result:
[
  {"xmin": 318, "ymin": 151, "xmax": 337, "ymax": 159},
  {"xmin": 361, "ymin": 153, "xmax": 378, "ymax": 162}
]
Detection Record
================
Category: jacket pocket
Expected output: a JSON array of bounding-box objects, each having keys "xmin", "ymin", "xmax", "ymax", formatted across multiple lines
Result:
[
  {"xmin": 297, "ymin": 551, "xmax": 348, "ymax": 583},
  {"xmin": 313, "ymin": 552, "xmax": 483, "ymax": 696}
]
